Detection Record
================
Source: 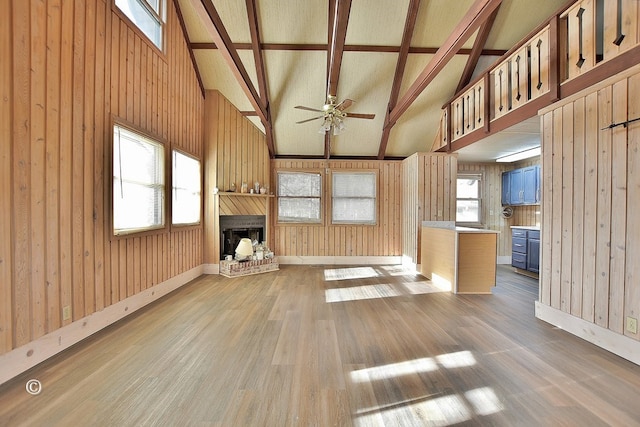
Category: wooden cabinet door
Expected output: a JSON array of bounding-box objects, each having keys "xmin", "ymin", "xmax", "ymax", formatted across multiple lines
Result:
[
  {"xmin": 501, "ymin": 171, "xmax": 510, "ymax": 205},
  {"xmin": 527, "ymin": 237, "xmax": 540, "ymax": 273},
  {"xmin": 523, "ymin": 166, "xmax": 539, "ymax": 204},
  {"xmin": 509, "ymin": 169, "xmax": 524, "ymax": 204}
]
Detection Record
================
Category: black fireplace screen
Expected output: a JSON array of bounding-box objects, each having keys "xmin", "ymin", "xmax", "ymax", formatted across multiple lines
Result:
[{"xmin": 219, "ymin": 215, "xmax": 265, "ymax": 259}]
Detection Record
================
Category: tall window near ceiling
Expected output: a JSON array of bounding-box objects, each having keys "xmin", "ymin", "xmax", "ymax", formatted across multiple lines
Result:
[
  {"xmin": 456, "ymin": 174, "xmax": 482, "ymax": 225},
  {"xmin": 172, "ymin": 150, "xmax": 201, "ymax": 225},
  {"xmin": 277, "ymin": 171, "xmax": 322, "ymax": 223},
  {"xmin": 113, "ymin": 124, "xmax": 165, "ymax": 235},
  {"xmin": 331, "ymin": 172, "xmax": 377, "ymax": 224},
  {"xmin": 115, "ymin": 0, "xmax": 165, "ymax": 50}
]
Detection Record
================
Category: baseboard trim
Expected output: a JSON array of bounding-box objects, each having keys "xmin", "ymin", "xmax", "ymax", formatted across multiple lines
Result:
[
  {"xmin": 0, "ymin": 265, "xmax": 204, "ymax": 386},
  {"xmin": 203, "ymin": 263, "xmax": 220, "ymax": 275},
  {"xmin": 276, "ymin": 256, "xmax": 403, "ymax": 265},
  {"xmin": 535, "ymin": 301, "xmax": 640, "ymax": 366},
  {"xmin": 497, "ymin": 256, "xmax": 511, "ymax": 265}
]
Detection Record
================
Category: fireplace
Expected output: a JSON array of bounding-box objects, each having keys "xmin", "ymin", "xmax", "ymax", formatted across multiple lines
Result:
[{"xmin": 219, "ymin": 215, "xmax": 265, "ymax": 260}]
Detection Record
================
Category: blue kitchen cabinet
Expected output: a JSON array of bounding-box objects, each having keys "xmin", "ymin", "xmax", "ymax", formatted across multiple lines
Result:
[
  {"xmin": 502, "ymin": 165, "xmax": 540, "ymax": 206},
  {"xmin": 501, "ymin": 171, "xmax": 510, "ymax": 205}
]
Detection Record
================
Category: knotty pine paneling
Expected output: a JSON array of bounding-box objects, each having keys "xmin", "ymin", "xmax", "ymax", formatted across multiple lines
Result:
[
  {"xmin": 401, "ymin": 153, "xmax": 457, "ymax": 265},
  {"xmin": 0, "ymin": 0, "xmax": 204, "ymax": 354},
  {"xmin": 539, "ymin": 64, "xmax": 640, "ymax": 342},
  {"xmin": 270, "ymin": 159, "xmax": 402, "ymax": 257},
  {"xmin": 203, "ymin": 91, "xmax": 270, "ymax": 264},
  {"xmin": 206, "ymin": 91, "xmax": 269, "ymax": 193},
  {"xmin": 0, "ymin": 0, "xmax": 12, "ymax": 352}
]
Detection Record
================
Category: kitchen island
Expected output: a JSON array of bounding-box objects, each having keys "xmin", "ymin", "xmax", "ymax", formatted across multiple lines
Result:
[{"xmin": 420, "ymin": 222, "xmax": 499, "ymax": 294}]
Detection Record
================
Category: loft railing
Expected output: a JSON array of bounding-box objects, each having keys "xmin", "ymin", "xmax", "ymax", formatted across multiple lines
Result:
[{"xmin": 435, "ymin": 0, "xmax": 640, "ymax": 152}]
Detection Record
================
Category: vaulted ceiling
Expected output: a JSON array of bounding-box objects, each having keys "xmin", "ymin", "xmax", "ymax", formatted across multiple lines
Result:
[{"xmin": 176, "ymin": 0, "xmax": 562, "ymax": 160}]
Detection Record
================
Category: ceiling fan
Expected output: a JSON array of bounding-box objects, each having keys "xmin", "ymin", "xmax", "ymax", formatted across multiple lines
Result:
[{"xmin": 295, "ymin": 95, "xmax": 375, "ymax": 135}]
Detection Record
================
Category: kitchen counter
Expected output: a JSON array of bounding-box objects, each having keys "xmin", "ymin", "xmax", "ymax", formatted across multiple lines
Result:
[
  {"xmin": 420, "ymin": 222, "xmax": 499, "ymax": 294},
  {"xmin": 510, "ymin": 225, "xmax": 540, "ymax": 230}
]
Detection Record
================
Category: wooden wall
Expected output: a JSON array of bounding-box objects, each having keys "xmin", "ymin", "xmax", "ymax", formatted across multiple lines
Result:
[
  {"xmin": 459, "ymin": 158, "xmax": 540, "ymax": 258},
  {"xmin": 270, "ymin": 159, "xmax": 402, "ymax": 257},
  {"xmin": 0, "ymin": 0, "xmax": 204, "ymax": 355},
  {"xmin": 401, "ymin": 153, "xmax": 457, "ymax": 265},
  {"xmin": 203, "ymin": 91, "xmax": 270, "ymax": 264},
  {"xmin": 539, "ymin": 64, "xmax": 640, "ymax": 341}
]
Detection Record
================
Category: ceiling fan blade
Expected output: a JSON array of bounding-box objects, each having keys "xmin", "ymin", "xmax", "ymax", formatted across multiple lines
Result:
[
  {"xmin": 345, "ymin": 113, "xmax": 375, "ymax": 119},
  {"xmin": 335, "ymin": 99, "xmax": 354, "ymax": 111},
  {"xmin": 295, "ymin": 105, "xmax": 323, "ymax": 113},
  {"xmin": 296, "ymin": 116, "xmax": 324, "ymax": 124}
]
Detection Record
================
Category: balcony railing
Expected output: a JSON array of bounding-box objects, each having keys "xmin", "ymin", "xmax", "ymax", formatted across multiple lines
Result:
[{"xmin": 435, "ymin": 0, "xmax": 640, "ymax": 152}]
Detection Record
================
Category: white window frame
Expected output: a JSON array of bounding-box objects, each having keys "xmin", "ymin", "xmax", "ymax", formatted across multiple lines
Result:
[
  {"xmin": 114, "ymin": 0, "xmax": 165, "ymax": 51},
  {"xmin": 456, "ymin": 173, "xmax": 483, "ymax": 226},
  {"xmin": 171, "ymin": 149, "xmax": 202, "ymax": 226},
  {"xmin": 331, "ymin": 171, "xmax": 377, "ymax": 225},
  {"xmin": 112, "ymin": 122, "xmax": 166, "ymax": 236},
  {"xmin": 276, "ymin": 171, "xmax": 323, "ymax": 224}
]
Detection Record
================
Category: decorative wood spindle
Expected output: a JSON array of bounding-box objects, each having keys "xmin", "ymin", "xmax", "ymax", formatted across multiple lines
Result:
[
  {"xmin": 498, "ymin": 69, "xmax": 504, "ymax": 111},
  {"xmin": 515, "ymin": 55, "xmax": 521, "ymax": 101},
  {"xmin": 536, "ymin": 39, "xmax": 543, "ymax": 90},
  {"xmin": 613, "ymin": 0, "xmax": 625, "ymax": 46},
  {"xmin": 576, "ymin": 7, "xmax": 586, "ymax": 67},
  {"xmin": 466, "ymin": 95, "xmax": 471, "ymax": 129},
  {"xmin": 477, "ymin": 86, "xmax": 482, "ymax": 123},
  {"xmin": 507, "ymin": 59, "xmax": 513, "ymax": 110},
  {"xmin": 470, "ymin": 90, "xmax": 475, "ymax": 130}
]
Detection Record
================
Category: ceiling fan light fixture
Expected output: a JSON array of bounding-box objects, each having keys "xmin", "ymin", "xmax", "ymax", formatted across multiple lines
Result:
[
  {"xmin": 298, "ymin": 96, "xmax": 372, "ymax": 135},
  {"xmin": 319, "ymin": 118, "xmax": 332, "ymax": 133}
]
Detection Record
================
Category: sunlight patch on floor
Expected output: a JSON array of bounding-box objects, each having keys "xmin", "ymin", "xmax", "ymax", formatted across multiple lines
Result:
[
  {"xmin": 324, "ymin": 280, "xmax": 449, "ymax": 303},
  {"xmin": 350, "ymin": 357, "xmax": 439, "ymax": 383},
  {"xmin": 325, "ymin": 284, "xmax": 400, "ymax": 303},
  {"xmin": 351, "ymin": 352, "xmax": 502, "ymax": 425},
  {"xmin": 379, "ymin": 265, "xmax": 420, "ymax": 276},
  {"xmin": 355, "ymin": 394, "xmax": 470, "ymax": 426},
  {"xmin": 430, "ymin": 273, "xmax": 453, "ymax": 292},
  {"xmin": 436, "ymin": 350, "xmax": 476, "ymax": 369},
  {"xmin": 323, "ymin": 267, "xmax": 380, "ymax": 281},
  {"xmin": 401, "ymin": 280, "xmax": 450, "ymax": 295},
  {"xmin": 324, "ymin": 274, "xmax": 449, "ymax": 304},
  {"xmin": 350, "ymin": 351, "xmax": 476, "ymax": 384},
  {"xmin": 465, "ymin": 387, "xmax": 504, "ymax": 416}
]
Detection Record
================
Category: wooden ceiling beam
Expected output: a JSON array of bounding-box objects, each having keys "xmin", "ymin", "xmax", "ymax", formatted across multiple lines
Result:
[
  {"xmin": 378, "ymin": 0, "xmax": 422, "ymax": 159},
  {"xmin": 384, "ymin": 0, "xmax": 503, "ymax": 131},
  {"xmin": 454, "ymin": 3, "xmax": 501, "ymax": 95},
  {"xmin": 190, "ymin": 42, "xmax": 507, "ymax": 56},
  {"xmin": 326, "ymin": 0, "xmax": 352, "ymax": 98},
  {"xmin": 245, "ymin": 0, "xmax": 268, "ymax": 108},
  {"xmin": 172, "ymin": 0, "xmax": 205, "ymax": 97},
  {"xmin": 245, "ymin": 0, "xmax": 275, "ymax": 157},
  {"xmin": 324, "ymin": 0, "xmax": 352, "ymax": 159},
  {"xmin": 189, "ymin": 0, "xmax": 274, "ymax": 157}
]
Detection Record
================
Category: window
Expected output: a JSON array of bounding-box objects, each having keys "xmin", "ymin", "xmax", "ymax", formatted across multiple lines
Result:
[
  {"xmin": 113, "ymin": 124, "xmax": 165, "ymax": 235},
  {"xmin": 277, "ymin": 171, "xmax": 322, "ymax": 223},
  {"xmin": 456, "ymin": 174, "xmax": 482, "ymax": 224},
  {"xmin": 332, "ymin": 172, "xmax": 376, "ymax": 224},
  {"xmin": 172, "ymin": 150, "xmax": 201, "ymax": 225},
  {"xmin": 115, "ymin": 0, "xmax": 164, "ymax": 50}
]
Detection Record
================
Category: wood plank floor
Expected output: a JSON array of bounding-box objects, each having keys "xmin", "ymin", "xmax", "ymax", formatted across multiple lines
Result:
[{"xmin": 1, "ymin": 265, "xmax": 640, "ymax": 426}]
